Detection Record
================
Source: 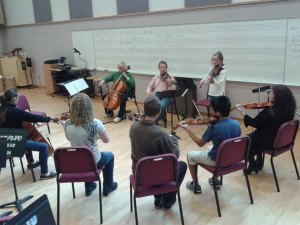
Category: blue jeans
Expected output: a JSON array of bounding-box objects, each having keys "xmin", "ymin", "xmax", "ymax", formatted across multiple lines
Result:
[
  {"xmin": 85, "ymin": 151, "xmax": 115, "ymax": 192},
  {"xmin": 25, "ymin": 141, "xmax": 48, "ymax": 174},
  {"xmin": 155, "ymin": 93, "xmax": 172, "ymax": 121}
]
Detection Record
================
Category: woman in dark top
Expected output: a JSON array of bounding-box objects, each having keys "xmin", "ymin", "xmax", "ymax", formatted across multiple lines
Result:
[
  {"xmin": 0, "ymin": 88, "xmax": 57, "ymax": 179},
  {"xmin": 236, "ymin": 85, "xmax": 296, "ymax": 174}
]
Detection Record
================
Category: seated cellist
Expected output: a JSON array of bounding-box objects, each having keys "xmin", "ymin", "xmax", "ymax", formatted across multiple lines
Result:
[{"xmin": 97, "ymin": 62, "xmax": 135, "ymax": 123}]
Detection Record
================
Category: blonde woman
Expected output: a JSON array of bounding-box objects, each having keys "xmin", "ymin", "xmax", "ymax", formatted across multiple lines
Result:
[{"xmin": 64, "ymin": 93, "xmax": 117, "ymax": 196}]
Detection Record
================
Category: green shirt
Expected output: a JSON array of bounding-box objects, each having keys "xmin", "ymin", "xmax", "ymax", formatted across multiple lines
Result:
[{"xmin": 102, "ymin": 71, "xmax": 135, "ymax": 93}]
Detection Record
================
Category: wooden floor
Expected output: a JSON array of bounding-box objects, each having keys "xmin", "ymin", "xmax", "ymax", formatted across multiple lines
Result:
[{"xmin": 1, "ymin": 88, "xmax": 300, "ymax": 225}]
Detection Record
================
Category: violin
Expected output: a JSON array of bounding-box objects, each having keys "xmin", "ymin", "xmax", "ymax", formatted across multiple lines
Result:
[
  {"xmin": 171, "ymin": 116, "xmax": 219, "ymax": 132},
  {"xmin": 128, "ymin": 112, "xmax": 145, "ymax": 122},
  {"xmin": 231, "ymin": 101, "xmax": 273, "ymax": 111},
  {"xmin": 160, "ymin": 72, "xmax": 172, "ymax": 82},
  {"xmin": 23, "ymin": 122, "xmax": 55, "ymax": 156},
  {"xmin": 210, "ymin": 64, "xmax": 223, "ymax": 78},
  {"xmin": 102, "ymin": 65, "xmax": 131, "ymax": 111}
]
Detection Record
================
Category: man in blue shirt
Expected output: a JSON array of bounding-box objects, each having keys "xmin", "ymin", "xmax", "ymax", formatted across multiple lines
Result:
[{"xmin": 180, "ymin": 96, "xmax": 241, "ymax": 193}]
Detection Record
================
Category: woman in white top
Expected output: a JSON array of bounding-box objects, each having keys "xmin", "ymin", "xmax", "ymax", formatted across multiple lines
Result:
[
  {"xmin": 64, "ymin": 93, "xmax": 117, "ymax": 197},
  {"xmin": 199, "ymin": 51, "xmax": 226, "ymax": 100}
]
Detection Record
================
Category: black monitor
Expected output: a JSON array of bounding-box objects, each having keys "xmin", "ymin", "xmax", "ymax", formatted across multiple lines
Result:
[
  {"xmin": 6, "ymin": 194, "xmax": 56, "ymax": 225},
  {"xmin": 58, "ymin": 57, "xmax": 66, "ymax": 66}
]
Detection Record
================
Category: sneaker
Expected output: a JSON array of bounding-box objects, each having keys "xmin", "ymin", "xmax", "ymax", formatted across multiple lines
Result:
[
  {"xmin": 103, "ymin": 182, "xmax": 118, "ymax": 196},
  {"xmin": 208, "ymin": 177, "xmax": 222, "ymax": 188},
  {"xmin": 113, "ymin": 117, "xmax": 122, "ymax": 123},
  {"xmin": 186, "ymin": 181, "xmax": 202, "ymax": 194},
  {"xmin": 104, "ymin": 112, "xmax": 113, "ymax": 118},
  {"xmin": 85, "ymin": 183, "xmax": 97, "ymax": 197},
  {"xmin": 40, "ymin": 171, "xmax": 57, "ymax": 180},
  {"xmin": 27, "ymin": 160, "xmax": 40, "ymax": 169}
]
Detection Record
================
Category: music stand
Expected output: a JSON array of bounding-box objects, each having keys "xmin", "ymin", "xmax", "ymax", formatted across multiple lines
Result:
[
  {"xmin": 57, "ymin": 78, "xmax": 89, "ymax": 112},
  {"xmin": 159, "ymin": 89, "xmax": 188, "ymax": 127},
  {"xmin": 0, "ymin": 129, "xmax": 34, "ymax": 212}
]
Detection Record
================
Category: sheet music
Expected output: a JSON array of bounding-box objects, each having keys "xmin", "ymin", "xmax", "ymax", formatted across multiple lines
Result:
[{"xmin": 64, "ymin": 78, "xmax": 88, "ymax": 96}]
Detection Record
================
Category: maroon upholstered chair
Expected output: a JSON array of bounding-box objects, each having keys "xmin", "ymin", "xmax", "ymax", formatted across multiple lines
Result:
[
  {"xmin": 262, "ymin": 119, "xmax": 299, "ymax": 192},
  {"xmin": 130, "ymin": 154, "xmax": 184, "ymax": 225},
  {"xmin": 54, "ymin": 147, "xmax": 103, "ymax": 225},
  {"xmin": 197, "ymin": 136, "xmax": 253, "ymax": 217},
  {"xmin": 195, "ymin": 84, "xmax": 212, "ymax": 116},
  {"xmin": 16, "ymin": 94, "xmax": 51, "ymax": 134}
]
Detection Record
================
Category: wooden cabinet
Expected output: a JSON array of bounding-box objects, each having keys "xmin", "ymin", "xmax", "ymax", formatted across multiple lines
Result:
[
  {"xmin": 44, "ymin": 63, "xmax": 59, "ymax": 94},
  {"xmin": 0, "ymin": 56, "xmax": 32, "ymax": 87}
]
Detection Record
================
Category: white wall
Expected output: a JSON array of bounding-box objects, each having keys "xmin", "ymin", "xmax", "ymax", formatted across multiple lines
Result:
[
  {"xmin": 1, "ymin": 0, "xmax": 300, "ymax": 118},
  {"xmin": 2, "ymin": 0, "xmax": 35, "ymax": 26}
]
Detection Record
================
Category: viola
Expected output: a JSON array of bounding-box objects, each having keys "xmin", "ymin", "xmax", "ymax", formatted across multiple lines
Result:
[
  {"xmin": 23, "ymin": 122, "xmax": 55, "ymax": 156},
  {"xmin": 102, "ymin": 65, "xmax": 131, "ymax": 111},
  {"xmin": 128, "ymin": 112, "xmax": 145, "ymax": 122},
  {"xmin": 231, "ymin": 101, "xmax": 273, "ymax": 111},
  {"xmin": 171, "ymin": 116, "xmax": 219, "ymax": 132}
]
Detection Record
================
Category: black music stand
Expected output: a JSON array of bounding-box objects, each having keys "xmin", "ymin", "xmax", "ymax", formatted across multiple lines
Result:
[
  {"xmin": 159, "ymin": 89, "xmax": 187, "ymax": 127},
  {"xmin": 0, "ymin": 129, "xmax": 34, "ymax": 212}
]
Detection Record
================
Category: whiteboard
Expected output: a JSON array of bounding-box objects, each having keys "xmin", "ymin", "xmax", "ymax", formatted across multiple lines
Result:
[
  {"xmin": 284, "ymin": 18, "xmax": 300, "ymax": 85},
  {"xmin": 71, "ymin": 17, "xmax": 299, "ymax": 85},
  {"xmin": 71, "ymin": 31, "xmax": 96, "ymax": 70}
]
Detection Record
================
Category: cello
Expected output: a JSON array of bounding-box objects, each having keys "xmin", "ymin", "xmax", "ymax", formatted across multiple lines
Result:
[
  {"xmin": 102, "ymin": 65, "xmax": 131, "ymax": 111},
  {"xmin": 23, "ymin": 122, "xmax": 55, "ymax": 156}
]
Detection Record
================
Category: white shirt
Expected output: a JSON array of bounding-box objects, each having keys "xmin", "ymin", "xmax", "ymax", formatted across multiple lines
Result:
[
  {"xmin": 202, "ymin": 66, "xmax": 227, "ymax": 96},
  {"xmin": 64, "ymin": 119, "xmax": 106, "ymax": 163}
]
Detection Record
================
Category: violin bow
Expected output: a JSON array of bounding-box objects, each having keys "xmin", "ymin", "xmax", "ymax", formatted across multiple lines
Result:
[{"xmin": 192, "ymin": 99, "xmax": 203, "ymax": 119}]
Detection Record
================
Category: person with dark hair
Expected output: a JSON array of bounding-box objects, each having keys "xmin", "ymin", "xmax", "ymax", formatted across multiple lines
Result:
[
  {"xmin": 236, "ymin": 85, "xmax": 296, "ymax": 174},
  {"xmin": 97, "ymin": 62, "xmax": 135, "ymax": 123},
  {"xmin": 180, "ymin": 96, "xmax": 241, "ymax": 193},
  {"xmin": 130, "ymin": 96, "xmax": 187, "ymax": 209},
  {"xmin": 146, "ymin": 61, "xmax": 176, "ymax": 124},
  {"xmin": 199, "ymin": 51, "xmax": 226, "ymax": 100},
  {"xmin": 0, "ymin": 88, "xmax": 56, "ymax": 179}
]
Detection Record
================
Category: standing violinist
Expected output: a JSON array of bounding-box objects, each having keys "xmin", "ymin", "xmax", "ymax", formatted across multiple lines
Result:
[
  {"xmin": 97, "ymin": 62, "xmax": 135, "ymax": 123},
  {"xmin": 179, "ymin": 96, "xmax": 241, "ymax": 193},
  {"xmin": 199, "ymin": 51, "xmax": 226, "ymax": 100},
  {"xmin": 0, "ymin": 88, "xmax": 57, "ymax": 180},
  {"xmin": 235, "ymin": 85, "xmax": 296, "ymax": 174},
  {"xmin": 146, "ymin": 61, "xmax": 176, "ymax": 124}
]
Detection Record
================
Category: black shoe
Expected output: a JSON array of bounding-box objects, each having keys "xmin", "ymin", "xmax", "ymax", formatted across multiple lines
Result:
[
  {"xmin": 154, "ymin": 198, "xmax": 163, "ymax": 209},
  {"xmin": 103, "ymin": 182, "xmax": 118, "ymax": 196},
  {"xmin": 163, "ymin": 198, "xmax": 176, "ymax": 210},
  {"xmin": 85, "ymin": 183, "xmax": 97, "ymax": 196},
  {"xmin": 27, "ymin": 160, "xmax": 40, "ymax": 169},
  {"xmin": 245, "ymin": 166, "xmax": 259, "ymax": 175},
  {"xmin": 40, "ymin": 171, "xmax": 57, "ymax": 180},
  {"xmin": 208, "ymin": 177, "xmax": 222, "ymax": 188}
]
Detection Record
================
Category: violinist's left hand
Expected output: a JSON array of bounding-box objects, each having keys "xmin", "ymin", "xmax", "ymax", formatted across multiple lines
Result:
[
  {"xmin": 179, "ymin": 122, "xmax": 189, "ymax": 130},
  {"xmin": 122, "ymin": 72, "xmax": 129, "ymax": 81}
]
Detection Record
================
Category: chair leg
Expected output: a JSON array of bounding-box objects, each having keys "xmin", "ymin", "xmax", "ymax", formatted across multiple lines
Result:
[
  {"xmin": 30, "ymin": 166, "xmax": 36, "ymax": 182},
  {"xmin": 72, "ymin": 183, "xmax": 75, "ymax": 198},
  {"xmin": 207, "ymin": 107, "xmax": 210, "ymax": 117},
  {"xmin": 130, "ymin": 183, "xmax": 133, "ymax": 212},
  {"xmin": 19, "ymin": 158, "xmax": 25, "ymax": 174},
  {"xmin": 12, "ymin": 158, "xmax": 15, "ymax": 167},
  {"xmin": 213, "ymin": 180, "xmax": 221, "ymax": 217},
  {"xmin": 290, "ymin": 149, "xmax": 300, "ymax": 180},
  {"xmin": 98, "ymin": 180, "xmax": 103, "ymax": 224},
  {"xmin": 57, "ymin": 182, "xmax": 60, "ymax": 225},
  {"xmin": 270, "ymin": 156, "xmax": 280, "ymax": 192},
  {"xmin": 133, "ymin": 193, "xmax": 138, "ymax": 225},
  {"xmin": 177, "ymin": 191, "xmax": 185, "ymax": 225},
  {"xmin": 47, "ymin": 123, "xmax": 51, "ymax": 134},
  {"xmin": 220, "ymin": 176, "xmax": 223, "ymax": 185},
  {"xmin": 261, "ymin": 153, "xmax": 265, "ymax": 170},
  {"xmin": 244, "ymin": 170, "xmax": 254, "ymax": 204}
]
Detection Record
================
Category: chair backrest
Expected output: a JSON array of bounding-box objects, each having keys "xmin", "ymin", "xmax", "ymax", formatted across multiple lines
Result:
[
  {"xmin": 215, "ymin": 135, "xmax": 250, "ymax": 168},
  {"xmin": 54, "ymin": 146, "xmax": 97, "ymax": 174},
  {"xmin": 273, "ymin": 119, "xmax": 299, "ymax": 150},
  {"xmin": 16, "ymin": 95, "xmax": 31, "ymax": 111},
  {"xmin": 134, "ymin": 154, "xmax": 178, "ymax": 187}
]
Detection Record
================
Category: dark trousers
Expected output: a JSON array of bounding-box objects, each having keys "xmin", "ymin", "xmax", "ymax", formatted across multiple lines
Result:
[
  {"xmin": 154, "ymin": 161, "xmax": 187, "ymax": 204},
  {"xmin": 104, "ymin": 92, "xmax": 132, "ymax": 118}
]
